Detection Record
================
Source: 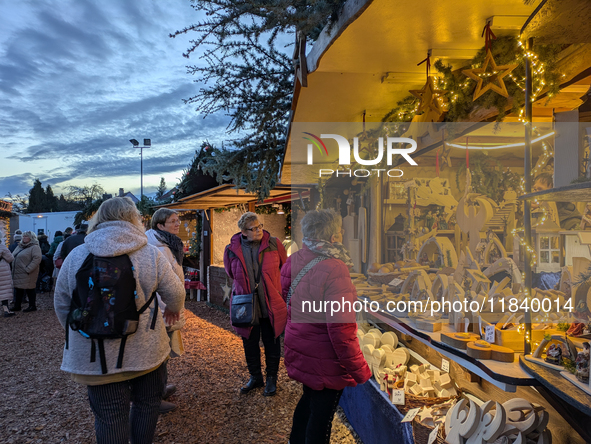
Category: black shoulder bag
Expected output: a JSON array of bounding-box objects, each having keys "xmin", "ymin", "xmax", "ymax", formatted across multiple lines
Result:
[{"xmin": 231, "ymin": 251, "xmax": 265, "ymax": 328}]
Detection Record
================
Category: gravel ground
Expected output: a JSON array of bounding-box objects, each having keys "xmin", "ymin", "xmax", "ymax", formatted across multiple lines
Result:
[{"xmin": 0, "ymin": 292, "xmax": 363, "ymax": 444}]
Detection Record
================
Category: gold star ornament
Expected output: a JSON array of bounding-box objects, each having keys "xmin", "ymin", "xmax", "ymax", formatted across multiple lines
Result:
[
  {"xmin": 409, "ymin": 76, "xmax": 448, "ymax": 115},
  {"xmin": 462, "ymin": 49, "xmax": 517, "ymax": 100}
]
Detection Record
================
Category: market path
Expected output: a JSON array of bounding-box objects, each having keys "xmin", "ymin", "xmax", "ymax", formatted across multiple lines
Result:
[{"xmin": 0, "ymin": 296, "xmax": 362, "ymax": 444}]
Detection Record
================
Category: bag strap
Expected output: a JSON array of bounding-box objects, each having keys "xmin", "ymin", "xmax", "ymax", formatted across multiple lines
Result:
[
  {"xmin": 253, "ymin": 249, "xmax": 265, "ymax": 291},
  {"xmin": 286, "ymin": 256, "xmax": 328, "ymax": 307}
]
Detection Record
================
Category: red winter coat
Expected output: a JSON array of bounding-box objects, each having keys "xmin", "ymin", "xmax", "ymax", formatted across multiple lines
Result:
[
  {"xmin": 281, "ymin": 245, "xmax": 371, "ymax": 391},
  {"xmin": 224, "ymin": 231, "xmax": 287, "ymax": 339}
]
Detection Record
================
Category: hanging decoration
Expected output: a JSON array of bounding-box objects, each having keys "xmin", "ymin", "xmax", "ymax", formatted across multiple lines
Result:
[
  {"xmin": 462, "ymin": 50, "xmax": 518, "ymax": 101},
  {"xmin": 382, "ymin": 35, "xmax": 562, "ymax": 125},
  {"xmin": 461, "ymin": 23, "xmax": 518, "ymax": 101}
]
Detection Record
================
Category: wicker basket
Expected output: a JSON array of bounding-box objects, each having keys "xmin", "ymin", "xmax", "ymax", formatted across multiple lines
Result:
[
  {"xmin": 412, "ymin": 419, "xmax": 447, "ymax": 444},
  {"xmin": 396, "ymin": 389, "xmax": 462, "ymax": 414}
]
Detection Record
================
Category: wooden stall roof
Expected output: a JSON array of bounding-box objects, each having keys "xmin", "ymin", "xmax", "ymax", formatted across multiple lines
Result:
[
  {"xmin": 158, "ymin": 184, "xmax": 303, "ymax": 210},
  {"xmin": 521, "ymin": 0, "xmax": 591, "ymax": 44}
]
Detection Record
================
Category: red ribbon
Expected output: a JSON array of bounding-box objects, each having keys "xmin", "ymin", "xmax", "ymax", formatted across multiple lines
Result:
[
  {"xmin": 417, "ymin": 51, "xmax": 431, "ymax": 80},
  {"xmin": 482, "ymin": 22, "xmax": 497, "ymax": 52},
  {"xmin": 466, "ymin": 138, "xmax": 469, "ymax": 168},
  {"xmin": 436, "ymin": 149, "xmax": 440, "ymax": 177}
]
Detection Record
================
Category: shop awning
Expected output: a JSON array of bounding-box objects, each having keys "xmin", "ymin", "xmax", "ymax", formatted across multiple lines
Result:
[{"xmin": 159, "ymin": 184, "xmax": 309, "ymax": 210}]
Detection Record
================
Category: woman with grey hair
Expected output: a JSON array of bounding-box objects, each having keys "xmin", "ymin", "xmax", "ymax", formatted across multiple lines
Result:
[
  {"xmin": 11, "ymin": 231, "xmax": 42, "ymax": 312},
  {"xmin": 54, "ymin": 197, "xmax": 185, "ymax": 444},
  {"xmin": 281, "ymin": 209, "xmax": 370, "ymax": 444},
  {"xmin": 224, "ymin": 211, "xmax": 287, "ymax": 396},
  {"xmin": 146, "ymin": 207, "xmax": 186, "ymax": 414},
  {"xmin": 0, "ymin": 229, "xmax": 15, "ymax": 317}
]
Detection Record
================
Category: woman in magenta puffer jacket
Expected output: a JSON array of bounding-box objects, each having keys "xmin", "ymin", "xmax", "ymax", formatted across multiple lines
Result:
[
  {"xmin": 224, "ymin": 212, "xmax": 287, "ymax": 397},
  {"xmin": 281, "ymin": 209, "xmax": 371, "ymax": 444}
]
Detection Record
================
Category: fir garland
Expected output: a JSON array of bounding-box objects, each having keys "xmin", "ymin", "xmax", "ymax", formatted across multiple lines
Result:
[
  {"xmin": 455, "ymin": 152, "xmax": 522, "ymax": 204},
  {"xmin": 382, "ymin": 36, "xmax": 563, "ymax": 123}
]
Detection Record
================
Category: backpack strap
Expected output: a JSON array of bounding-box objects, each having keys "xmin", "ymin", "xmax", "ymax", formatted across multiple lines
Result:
[
  {"xmin": 286, "ymin": 256, "xmax": 328, "ymax": 307},
  {"xmin": 97, "ymin": 339, "xmax": 107, "ymax": 374},
  {"xmin": 116, "ymin": 292, "xmax": 158, "ymax": 370}
]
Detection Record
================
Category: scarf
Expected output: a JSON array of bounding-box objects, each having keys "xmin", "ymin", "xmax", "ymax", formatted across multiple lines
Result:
[
  {"xmin": 302, "ymin": 238, "xmax": 354, "ymax": 268},
  {"xmin": 155, "ymin": 229, "xmax": 184, "ymax": 266}
]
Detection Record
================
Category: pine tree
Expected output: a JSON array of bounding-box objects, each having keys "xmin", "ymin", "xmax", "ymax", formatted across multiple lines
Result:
[
  {"xmin": 27, "ymin": 179, "xmax": 46, "ymax": 213},
  {"xmin": 171, "ymin": 0, "xmax": 347, "ymax": 200},
  {"xmin": 45, "ymin": 185, "xmax": 59, "ymax": 212},
  {"xmin": 155, "ymin": 177, "xmax": 167, "ymax": 201}
]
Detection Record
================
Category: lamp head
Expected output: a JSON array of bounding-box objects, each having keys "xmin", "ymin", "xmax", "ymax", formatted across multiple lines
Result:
[{"xmin": 130, "ymin": 139, "xmax": 139, "ymax": 146}]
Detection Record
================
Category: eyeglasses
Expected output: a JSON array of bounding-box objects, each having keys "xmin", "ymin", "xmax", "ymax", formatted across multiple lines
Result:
[{"xmin": 246, "ymin": 224, "xmax": 263, "ymax": 232}]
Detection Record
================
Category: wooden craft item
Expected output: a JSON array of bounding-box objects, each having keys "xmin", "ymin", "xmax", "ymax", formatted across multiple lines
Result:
[
  {"xmin": 401, "ymin": 269, "xmax": 431, "ymax": 296},
  {"xmin": 502, "ymin": 399, "xmax": 538, "ymax": 435},
  {"xmin": 356, "ymin": 329, "xmax": 364, "ymax": 342},
  {"xmin": 362, "ymin": 332, "xmax": 380, "ymax": 348},
  {"xmin": 388, "ymin": 348, "xmax": 410, "ymax": 368},
  {"xmin": 415, "ymin": 318, "xmax": 442, "ymax": 332},
  {"xmin": 462, "ymin": 49, "xmax": 518, "ymax": 100},
  {"xmin": 446, "ymin": 399, "xmax": 479, "ymax": 444},
  {"xmin": 454, "ymin": 315, "xmax": 470, "ymax": 333},
  {"xmin": 456, "ymin": 191, "xmax": 495, "ymax": 264},
  {"xmin": 464, "ymin": 401, "xmax": 506, "ymax": 444},
  {"xmin": 439, "ymin": 373, "xmax": 453, "ymax": 389},
  {"xmin": 431, "ymin": 274, "xmax": 449, "ymax": 301},
  {"xmin": 417, "ymin": 236, "xmax": 459, "ymax": 268},
  {"xmin": 467, "ymin": 340, "xmax": 515, "ymax": 362},
  {"xmin": 380, "ymin": 331, "xmax": 398, "ymax": 349},
  {"xmin": 368, "ymin": 328, "xmax": 383, "ymax": 338},
  {"xmin": 372, "ymin": 348, "xmax": 386, "ymax": 367},
  {"xmin": 381, "ymin": 344, "xmax": 393, "ymax": 353},
  {"xmin": 441, "ymin": 332, "xmax": 480, "ymax": 349}
]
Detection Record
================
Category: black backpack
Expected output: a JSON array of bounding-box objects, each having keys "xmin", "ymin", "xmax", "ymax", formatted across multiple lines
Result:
[{"xmin": 66, "ymin": 253, "xmax": 158, "ymax": 374}]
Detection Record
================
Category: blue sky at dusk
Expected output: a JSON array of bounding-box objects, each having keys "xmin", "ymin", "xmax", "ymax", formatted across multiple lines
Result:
[{"xmin": 0, "ymin": 0, "xmax": 232, "ymax": 200}]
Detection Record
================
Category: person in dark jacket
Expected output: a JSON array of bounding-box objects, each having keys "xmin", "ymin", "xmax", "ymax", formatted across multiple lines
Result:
[
  {"xmin": 60, "ymin": 224, "xmax": 87, "ymax": 260},
  {"xmin": 38, "ymin": 234, "xmax": 51, "ymax": 255},
  {"xmin": 281, "ymin": 209, "xmax": 371, "ymax": 444},
  {"xmin": 223, "ymin": 212, "xmax": 287, "ymax": 396},
  {"xmin": 47, "ymin": 231, "xmax": 64, "ymax": 258}
]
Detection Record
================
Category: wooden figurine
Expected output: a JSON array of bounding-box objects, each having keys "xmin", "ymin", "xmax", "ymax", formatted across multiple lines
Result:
[
  {"xmin": 575, "ymin": 342, "xmax": 590, "ymax": 383},
  {"xmin": 445, "ymin": 399, "xmax": 478, "ymax": 444},
  {"xmin": 464, "ymin": 401, "xmax": 506, "ymax": 444}
]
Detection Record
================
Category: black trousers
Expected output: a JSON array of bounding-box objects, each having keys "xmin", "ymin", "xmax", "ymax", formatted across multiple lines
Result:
[
  {"xmin": 242, "ymin": 317, "xmax": 281, "ymax": 377},
  {"xmin": 289, "ymin": 385, "xmax": 344, "ymax": 444},
  {"xmin": 14, "ymin": 288, "xmax": 36, "ymax": 310},
  {"xmin": 87, "ymin": 363, "xmax": 166, "ymax": 444}
]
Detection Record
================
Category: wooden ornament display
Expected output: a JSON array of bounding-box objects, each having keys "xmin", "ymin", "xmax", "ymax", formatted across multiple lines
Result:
[
  {"xmin": 466, "ymin": 340, "xmax": 515, "ymax": 362},
  {"xmin": 381, "ymin": 331, "xmax": 399, "ymax": 349},
  {"xmin": 441, "ymin": 332, "xmax": 480, "ymax": 350}
]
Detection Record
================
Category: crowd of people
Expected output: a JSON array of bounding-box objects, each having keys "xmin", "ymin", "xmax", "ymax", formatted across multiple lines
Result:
[{"xmin": 2, "ymin": 197, "xmax": 370, "ymax": 444}]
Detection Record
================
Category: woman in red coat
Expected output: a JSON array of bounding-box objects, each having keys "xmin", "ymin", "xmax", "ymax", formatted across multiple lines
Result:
[
  {"xmin": 281, "ymin": 209, "xmax": 371, "ymax": 444},
  {"xmin": 224, "ymin": 212, "xmax": 287, "ymax": 396}
]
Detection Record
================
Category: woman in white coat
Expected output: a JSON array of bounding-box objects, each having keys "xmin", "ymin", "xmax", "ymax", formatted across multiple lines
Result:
[
  {"xmin": 146, "ymin": 208, "xmax": 186, "ymax": 414},
  {"xmin": 0, "ymin": 230, "xmax": 15, "ymax": 317}
]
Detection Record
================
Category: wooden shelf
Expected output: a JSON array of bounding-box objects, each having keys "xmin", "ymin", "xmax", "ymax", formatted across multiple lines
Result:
[
  {"xmin": 366, "ymin": 308, "xmax": 536, "ymax": 392},
  {"xmin": 519, "ymin": 182, "xmax": 591, "ymax": 202}
]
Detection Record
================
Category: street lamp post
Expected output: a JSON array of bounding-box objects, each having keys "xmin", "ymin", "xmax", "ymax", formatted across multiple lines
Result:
[{"xmin": 130, "ymin": 139, "xmax": 151, "ymax": 199}]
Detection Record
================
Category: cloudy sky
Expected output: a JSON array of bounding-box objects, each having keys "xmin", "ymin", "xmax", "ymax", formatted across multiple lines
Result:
[{"xmin": 0, "ymin": 0, "xmax": 232, "ymax": 200}]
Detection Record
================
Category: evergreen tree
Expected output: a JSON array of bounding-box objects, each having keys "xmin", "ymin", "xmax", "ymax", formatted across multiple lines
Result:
[
  {"xmin": 27, "ymin": 179, "xmax": 46, "ymax": 213},
  {"xmin": 45, "ymin": 185, "xmax": 59, "ymax": 212},
  {"xmin": 155, "ymin": 177, "xmax": 167, "ymax": 200},
  {"xmin": 171, "ymin": 0, "xmax": 347, "ymax": 200}
]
